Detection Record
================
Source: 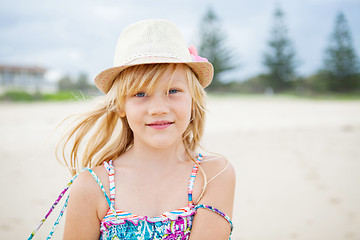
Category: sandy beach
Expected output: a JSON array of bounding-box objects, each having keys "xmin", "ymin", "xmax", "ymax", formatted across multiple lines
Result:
[{"xmin": 1, "ymin": 96, "xmax": 360, "ymax": 240}]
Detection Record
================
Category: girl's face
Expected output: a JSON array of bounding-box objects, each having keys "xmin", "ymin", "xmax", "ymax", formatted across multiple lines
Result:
[{"xmin": 124, "ymin": 65, "xmax": 192, "ymax": 150}]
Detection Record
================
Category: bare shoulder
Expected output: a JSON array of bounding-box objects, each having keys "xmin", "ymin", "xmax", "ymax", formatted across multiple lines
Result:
[
  {"xmin": 63, "ymin": 165, "xmax": 110, "ymax": 239},
  {"xmin": 196, "ymin": 155, "xmax": 236, "ymax": 214},
  {"xmin": 91, "ymin": 164, "xmax": 111, "ymax": 193},
  {"xmin": 67, "ymin": 164, "xmax": 110, "ymax": 217},
  {"xmin": 190, "ymin": 155, "xmax": 235, "ymax": 239},
  {"xmin": 70, "ymin": 165, "xmax": 109, "ymax": 196},
  {"xmin": 67, "ymin": 166, "xmax": 107, "ymax": 215},
  {"xmin": 200, "ymin": 155, "xmax": 236, "ymax": 185}
]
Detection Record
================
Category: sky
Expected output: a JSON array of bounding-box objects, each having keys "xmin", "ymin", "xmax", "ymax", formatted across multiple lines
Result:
[{"xmin": 1, "ymin": 0, "xmax": 359, "ymax": 83}]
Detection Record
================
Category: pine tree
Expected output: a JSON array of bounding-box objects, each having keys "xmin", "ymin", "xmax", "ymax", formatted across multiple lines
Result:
[
  {"xmin": 263, "ymin": 7, "xmax": 297, "ymax": 92},
  {"xmin": 322, "ymin": 11, "xmax": 360, "ymax": 92},
  {"xmin": 198, "ymin": 7, "xmax": 238, "ymax": 90}
]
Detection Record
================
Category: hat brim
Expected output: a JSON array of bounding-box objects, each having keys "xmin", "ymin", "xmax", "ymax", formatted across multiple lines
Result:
[{"xmin": 94, "ymin": 60, "xmax": 213, "ymax": 94}]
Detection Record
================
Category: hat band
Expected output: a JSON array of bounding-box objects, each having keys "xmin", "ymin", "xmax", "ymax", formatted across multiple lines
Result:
[{"xmin": 115, "ymin": 54, "xmax": 192, "ymax": 67}]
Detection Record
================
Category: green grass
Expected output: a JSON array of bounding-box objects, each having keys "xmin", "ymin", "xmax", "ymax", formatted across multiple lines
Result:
[
  {"xmin": 41, "ymin": 91, "xmax": 86, "ymax": 101},
  {"xmin": 0, "ymin": 90, "xmax": 94, "ymax": 102},
  {"xmin": 1, "ymin": 91, "xmax": 34, "ymax": 101}
]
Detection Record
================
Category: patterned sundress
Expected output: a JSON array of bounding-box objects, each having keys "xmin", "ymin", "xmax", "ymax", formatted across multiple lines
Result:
[{"xmin": 28, "ymin": 154, "xmax": 233, "ymax": 240}]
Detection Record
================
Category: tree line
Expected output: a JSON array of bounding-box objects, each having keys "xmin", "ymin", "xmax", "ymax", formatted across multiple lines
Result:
[
  {"xmin": 57, "ymin": 73, "xmax": 98, "ymax": 94},
  {"xmin": 54, "ymin": 7, "xmax": 359, "ymax": 97},
  {"xmin": 199, "ymin": 7, "xmax": 360, "ymax": 94}
]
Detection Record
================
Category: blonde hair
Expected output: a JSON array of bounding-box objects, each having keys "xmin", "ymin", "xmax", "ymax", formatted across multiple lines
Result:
[{"xmin": 56, "ymin": 63, "xmax": 207, "ymax": 177}]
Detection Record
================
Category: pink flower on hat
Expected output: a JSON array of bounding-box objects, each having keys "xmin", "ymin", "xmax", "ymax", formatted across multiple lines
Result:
[{"xmin": 188, "ymin": 45, "xmax": 208, "ymax": 62}]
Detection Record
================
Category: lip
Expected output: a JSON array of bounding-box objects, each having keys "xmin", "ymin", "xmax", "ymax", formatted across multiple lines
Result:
[{"xmin": 146, "ymin": 120, "xmax": 174, "ymax": 130}]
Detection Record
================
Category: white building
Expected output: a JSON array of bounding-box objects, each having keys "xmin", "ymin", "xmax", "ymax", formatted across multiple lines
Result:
[{"xmin": 0, "ymin": 65, "xmax": 56, "ymax": 94}]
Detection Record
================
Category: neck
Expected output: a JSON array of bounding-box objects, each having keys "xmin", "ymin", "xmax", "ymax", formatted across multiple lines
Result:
[{"xmin": 126, "ymin": 141, "xmax": 189, "ymax": 167}]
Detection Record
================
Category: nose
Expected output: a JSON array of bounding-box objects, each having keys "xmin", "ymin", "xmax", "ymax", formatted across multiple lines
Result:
[{"xmin": 147, "ymin": 94, "xmax": 169, "ymax": 115}]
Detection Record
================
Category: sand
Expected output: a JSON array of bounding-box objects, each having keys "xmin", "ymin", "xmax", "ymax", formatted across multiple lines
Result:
[{"xmin": 0, "ymin": 96, "xmax": 359, "ymax": 240}]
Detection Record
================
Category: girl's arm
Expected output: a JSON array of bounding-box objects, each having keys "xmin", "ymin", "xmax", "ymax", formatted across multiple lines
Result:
[
  {"xmin": 189, "ymin": 157, "xmax": 236, "ymax": 240},
  {"xmin": 63, "ymin": 171, "xmax": 102, "ymax": 240}
]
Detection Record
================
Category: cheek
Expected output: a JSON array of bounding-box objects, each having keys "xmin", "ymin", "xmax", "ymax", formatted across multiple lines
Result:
[
  {"xmin": 124, "ymin": 103, "xmax": 140, "ymax": 127},
  {"xmin": 177, "ymin": 97, "xmax": 192, "ymax": 121}
]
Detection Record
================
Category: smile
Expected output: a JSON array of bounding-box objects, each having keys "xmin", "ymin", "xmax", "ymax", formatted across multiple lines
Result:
[{"xmin": 146, "ymin": 121, "xmax": 174, "ymax": 129}]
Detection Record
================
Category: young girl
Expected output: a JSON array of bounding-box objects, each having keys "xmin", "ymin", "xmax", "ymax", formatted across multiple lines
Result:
[{"xmin": 29, "ymin": 19, "xmax": 235, "ymax": 240}]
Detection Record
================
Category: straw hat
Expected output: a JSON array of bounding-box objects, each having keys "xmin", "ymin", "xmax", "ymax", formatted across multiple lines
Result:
[{"xmin": 94, "ymin": 19, "xmax": 214, "ymax": 93}]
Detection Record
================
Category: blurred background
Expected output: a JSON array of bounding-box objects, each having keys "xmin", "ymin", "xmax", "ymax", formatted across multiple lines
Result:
[
  {"xmin": 0, "ymin": 0, "xmax": 359, "ymax": 96},
  {"xmin": 0, "ymin": 0, "xmax": 360, "ymax": 239}
]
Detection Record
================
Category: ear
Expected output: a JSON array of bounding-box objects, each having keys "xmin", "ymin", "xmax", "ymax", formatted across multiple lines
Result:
[{"xmin": 118, "ymin": 109, "xmax": 126, "ymax": 118}]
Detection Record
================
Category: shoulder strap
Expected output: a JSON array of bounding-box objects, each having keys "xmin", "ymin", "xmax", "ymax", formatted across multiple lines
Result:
[
  {"xmin": 194, "ymin": 204, "xmax": 233, "ymax": 233},
  {"xmin": 27, "ymin": 168, "xmax": 120, "ymax": 240},
  {"xmin": 187, "ymin": 154, "xmax": 203, "ymax": 206},
  {"xmin": 103, "ymin": 160, "xmax": 116, "ymax": 205},
  {"xmin": 86, "ymin": 168, "xmax": 114, "ymax": 209}
]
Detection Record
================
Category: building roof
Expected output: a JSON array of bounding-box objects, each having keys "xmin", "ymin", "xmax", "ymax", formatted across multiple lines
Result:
[{"xmin": 0, "ymin": 65, "xmax": 46, "ymax": 74}]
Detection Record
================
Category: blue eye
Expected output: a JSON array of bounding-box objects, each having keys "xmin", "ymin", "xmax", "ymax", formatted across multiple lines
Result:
[
  {"xmin": 135, "ymin": 92, "xmax": 146, "ymax": 97},
  {"xmin": 169, "ymin": 89, "xmax": 179, "ymax": 94}
]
